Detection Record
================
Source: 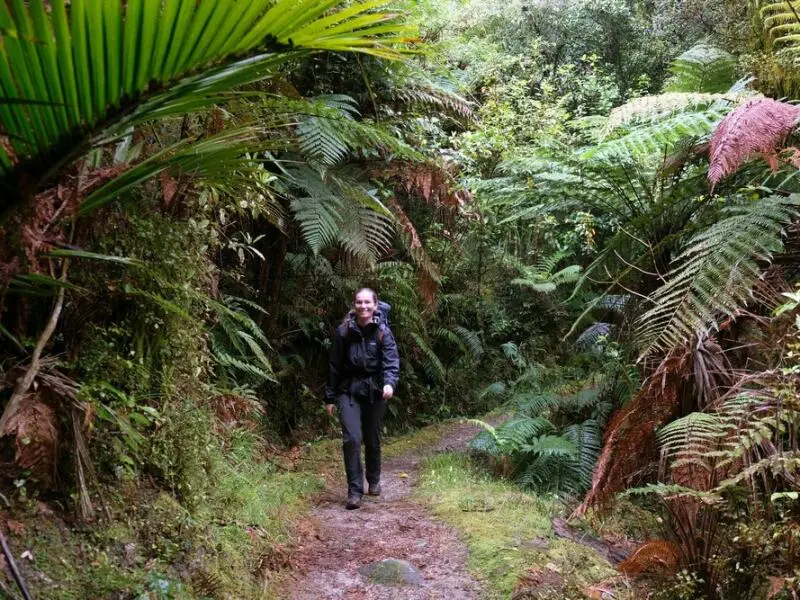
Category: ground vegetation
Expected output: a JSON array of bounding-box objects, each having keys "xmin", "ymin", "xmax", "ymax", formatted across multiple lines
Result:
[{"xmin": 0, "ymin": 1, "xmax": 799, "ymax": 598}]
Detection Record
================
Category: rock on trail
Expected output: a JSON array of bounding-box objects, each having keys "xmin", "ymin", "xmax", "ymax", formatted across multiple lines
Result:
[{"xmin": 286, "ymin": 423, "xmax": 486, "ymax": 600}]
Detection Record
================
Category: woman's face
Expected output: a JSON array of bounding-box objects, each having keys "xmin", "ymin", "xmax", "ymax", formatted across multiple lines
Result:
[{"xmin": 354, "ymin": 290, "xmax": 377, "ymax": 323}]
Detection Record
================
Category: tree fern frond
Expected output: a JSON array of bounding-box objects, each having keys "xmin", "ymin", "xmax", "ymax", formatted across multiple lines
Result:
[
  {"xmin": 575, "ymin": 322, "xmax": 612, "ymax": 350},
  {"xmin": 604, "ymin": 93, "xmax": 726, "ymax": 135},
  {"xmin": 410, "ymin": 332, "xmax": 445, "ymax": 382},
  {"xmin": 582, "ymin": 106, "xmax": 731, "ymax": 163},
  {"xmin": 637, "ymin": 195, "xmax": 800, "ymax": 356},
  {"xmin": 708, "ymin": 97, "xmax": 800, "ymax": 186},
  {"xmin": 663, "ymin": 43, "xmax": 737, "ymax": 93}
]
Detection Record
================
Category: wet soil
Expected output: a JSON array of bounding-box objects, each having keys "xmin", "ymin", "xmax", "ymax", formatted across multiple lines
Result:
[{"xmin": 285, "ymin": 422, "xmax": 487, "ymax": 600}]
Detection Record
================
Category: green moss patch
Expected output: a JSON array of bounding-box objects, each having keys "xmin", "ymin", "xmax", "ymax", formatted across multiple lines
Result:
[{"xmin": 415, "ymin": 452, "xmax": 617, "ymax": 599}]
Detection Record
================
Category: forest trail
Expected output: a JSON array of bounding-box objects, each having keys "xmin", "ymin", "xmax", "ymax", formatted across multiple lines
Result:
[{"xmin": 284, "ymin": 422, "xmax": 487, "ymax": 599}]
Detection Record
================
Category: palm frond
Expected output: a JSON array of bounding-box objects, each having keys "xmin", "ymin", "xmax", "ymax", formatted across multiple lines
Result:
[{"xmin": 0, "ymin": 0, "xmax": 415, "ymax": 190}]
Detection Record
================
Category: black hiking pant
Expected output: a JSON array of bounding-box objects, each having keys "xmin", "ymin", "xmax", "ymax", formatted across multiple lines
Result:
[{"xmin": 337, "ymin": 393, "xmax": 386, "ymax": 497}]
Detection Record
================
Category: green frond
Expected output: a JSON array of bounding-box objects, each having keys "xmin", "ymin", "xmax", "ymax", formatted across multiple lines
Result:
[
  {"xmin": 452, "ymin": 326, "xmax": 484, "ymax": 358},
  {"xmin": 492, "ymin": 417, "xmax": 557, "ymax": 452},
  {"xmin": 0, "ymin": 0, "xmax": 416, "ymax": 187},
  {"xmin": 637, "ymin": 195, "xmax": 800, "ymax": 356},
  {"xmin": 524, "ymin": 435, "xmax": 578, "ymax": 458},
  {"xmin": 410, "ymin": 332, "xmax": 445, "ymax": 382},
  {"xmin": 563, "ymin": 420, "xmax": 602, "ymax": 489},
  {"xmin": 514, "ymin": 392, "xmax": 559, "ymax": 417},
  {"xmin": 757, "ymin": 1, "xmax": 800, "ymax": 61},
  {"xmin": 581, "ymin": 105, "xmax": 731, "ymax": 163},
  {"xmin": 603, "ymin": 92, "xmax": 727, "ymax": 135},
  {"xmin": 663, "ymin": 43, "xmax": 737, "ymax": 93}
]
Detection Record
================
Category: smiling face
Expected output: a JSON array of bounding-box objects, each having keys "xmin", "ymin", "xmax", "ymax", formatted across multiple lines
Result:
[{"xmin": 354, "ymin": 289, "xmax": 377, "ymax": 325}]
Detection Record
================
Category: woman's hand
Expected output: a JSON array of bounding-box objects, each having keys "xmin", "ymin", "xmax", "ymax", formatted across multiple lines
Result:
[
  {"xmin": 382, "ymin": 385, "xmax": 394, "ymax": 400},
  {"xmin": 326, "ymin": 403, "xmax": 335, "ymax": 416}
]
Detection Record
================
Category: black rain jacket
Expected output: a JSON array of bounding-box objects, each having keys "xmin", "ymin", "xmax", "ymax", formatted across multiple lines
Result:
[{"xmin": 325, "ymin": 307, "xmax": 400, "ymax": 403}]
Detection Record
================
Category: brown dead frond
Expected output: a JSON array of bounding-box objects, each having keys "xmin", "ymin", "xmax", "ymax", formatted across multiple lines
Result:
[
  {"xmin": 576, "ymin": 349, "xmax": 689, "ymax": 514},
  {"xmin": 618, "ymin": 540, "xmax": 680, "ymax": 576},
  {"xmin": 211, "ymin": 393, "xmax": 264, "ymax": 430},
  {"xmin": 3, "ymin": 394, "xmax": 59, "ymax": 488},
  {"xmin": 708, "ymin": 98, "xmax": 800, "ymax": 187}
]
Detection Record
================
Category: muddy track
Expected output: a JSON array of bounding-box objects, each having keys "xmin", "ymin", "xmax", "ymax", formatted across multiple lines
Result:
[{"xmin": 285, "ymin": 422, "xmax": 487, "ymax": 600}]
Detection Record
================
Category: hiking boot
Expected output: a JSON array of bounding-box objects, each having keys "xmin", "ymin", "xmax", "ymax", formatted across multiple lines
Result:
[
  {"xmin": 368, "ymin": 482, "xmax": 381, "ymax": 496},
  {"xmin": 346, "ymin": 494, "xmax": 361, "ymax": 510}
]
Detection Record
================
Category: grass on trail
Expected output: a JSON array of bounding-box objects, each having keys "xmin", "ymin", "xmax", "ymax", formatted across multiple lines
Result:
[{"xmin": 415, "ymin": 452, "xmax": 618, "ymax": 599}]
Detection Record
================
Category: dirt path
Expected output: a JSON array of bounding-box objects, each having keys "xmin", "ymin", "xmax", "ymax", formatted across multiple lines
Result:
[{"xmin": 285, "ymin": 423, "xmax": 486, "ymax": 599}]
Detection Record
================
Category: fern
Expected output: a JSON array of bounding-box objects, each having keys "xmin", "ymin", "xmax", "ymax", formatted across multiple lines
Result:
[
  {"xmin": 208, "ymin": 295, "xmax": 275, "ymax": 385},
  {"xmin": 757, "ymin": 0, "xmax": 800, "ymax": 60},
  {"xmin": 575, "ymin": 322, "xmax": 612, "ymax": 351},
  {"xmin": 604, "ymin": 93, "xmax": 727, "ymax": 134},
  {"xmin": 410, "ymin": 332, "xmax": 445, "ymax": 382},
  {"xmin": 637, "ymin": 195, "xmax": 800, "ymax": 356},
  {"xmin": 663, "ymin": 44, "xmax": 737, "ymax": 93},
  {"xmin": 563, "ymin": 420, "xmax": 603, "ymax": 489},
  {"xmin": 582, "ymin": 106, "xmax": 732, "ymax": 163},
  {"xmin": 452, "ymin": 326, "xmax": 484, "ymax": 358},
  {"xmin": 708, "ymin": 97, "xmax": 800, "ymax": 186},
  {"xmin": 511, "ymin": 251, "xmax": 582, "ymax": 293}
]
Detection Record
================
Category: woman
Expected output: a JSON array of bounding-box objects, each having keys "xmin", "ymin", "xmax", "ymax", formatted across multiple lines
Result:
[{"xmin": 325, "ymin": 288, "xmax": 400, "ymax": 509}]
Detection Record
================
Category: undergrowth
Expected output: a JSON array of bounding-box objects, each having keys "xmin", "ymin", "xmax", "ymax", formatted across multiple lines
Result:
[
  {"xmin": 6, "ymin": 419, "xmax": 328, "ymax": 599},
  {"xmin": 414, "ymin": 452, "xmax": 619, "ymax": 599}
]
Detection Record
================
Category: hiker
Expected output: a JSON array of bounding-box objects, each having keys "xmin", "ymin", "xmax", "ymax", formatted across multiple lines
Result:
[{"xmin": 325, "ymin": 287, "xmax": 400, "ymax": 510}]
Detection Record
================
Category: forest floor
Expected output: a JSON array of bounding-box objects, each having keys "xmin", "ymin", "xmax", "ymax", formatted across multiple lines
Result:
[
  {"xmin": 281, "ymin": 421, "xmax": 488, "ymax": 599},
  {"xmin": 275, "ymin": 418, "xmax": 634, "ymax": 600}
]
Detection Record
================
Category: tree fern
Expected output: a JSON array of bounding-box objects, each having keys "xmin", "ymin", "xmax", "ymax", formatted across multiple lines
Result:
[
  {"xmin": 582, "ymin": 106, "xmax": 732, "ymax": 163},
  {"xmin": 637, "ymin": 195, "xmax": 800, "ymax": 356},
  {"xmin": 663, "ymin": 44, "xmax": 736, "ymax": 93},
  {"xmin": 757, "ymin": 0, "xmax": 800, "ymax": 60},
  {"xmin": 290, "ymin": 193, "xmax": 342, "ymax": 255},
  {"xmin": 603, "ymin": 93, "xmax": 727, "ymax": 134}
]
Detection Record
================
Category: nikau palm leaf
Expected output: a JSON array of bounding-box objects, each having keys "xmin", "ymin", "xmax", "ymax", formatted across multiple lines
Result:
[{"xmin": 0, "ymin": 0, "xmax": 414, "ymax": 188}]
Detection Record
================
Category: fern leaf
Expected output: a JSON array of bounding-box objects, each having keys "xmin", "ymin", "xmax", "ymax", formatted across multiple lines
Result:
[
  {"xmin": 663, "ymin": 44, "xmax": 736, "ymax": 93},
  {"xmin": 604, "ymin": 93, "xmax": 726, "ymax": 134},
  {"xmin": 290, "ymin": 193, "xmax": 342, "ymax": 255},
  {"xmin": 708, "ymin": 97, "xmax": 800, "ymax": 186},
  {"xmin": 575, "ymin": 322, "xmax": 612, "ymax": 350},
  {"xmin": 637, "ymin": 195, "xmax": 800, "ymax": 356},
  {"xmin": 410, "ymin": 332, "xmax": 445, "ymax": 382},
  {"xmin": 584, "ymin": 106, "xmax": 731, "ymax": 162},
  {"xmin": 563, "ymin": 420, "xmax": 602, "ymax": 489}
]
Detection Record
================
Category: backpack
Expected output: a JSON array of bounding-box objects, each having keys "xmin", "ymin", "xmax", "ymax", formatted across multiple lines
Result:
[{"xmin": 342, "ymin": 300, "xmax": 392, "ymax": 345}]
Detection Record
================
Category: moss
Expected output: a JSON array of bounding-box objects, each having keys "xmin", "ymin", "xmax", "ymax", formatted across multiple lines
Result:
[{"xmin": 415, "ymin": 452, "xmax": 617, "ymax": 599}]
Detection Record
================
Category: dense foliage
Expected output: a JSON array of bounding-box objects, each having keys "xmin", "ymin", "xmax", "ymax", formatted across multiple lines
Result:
[{"xmin": 0, "ymin": 0, "xmax": 799, "ymax": 597}]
